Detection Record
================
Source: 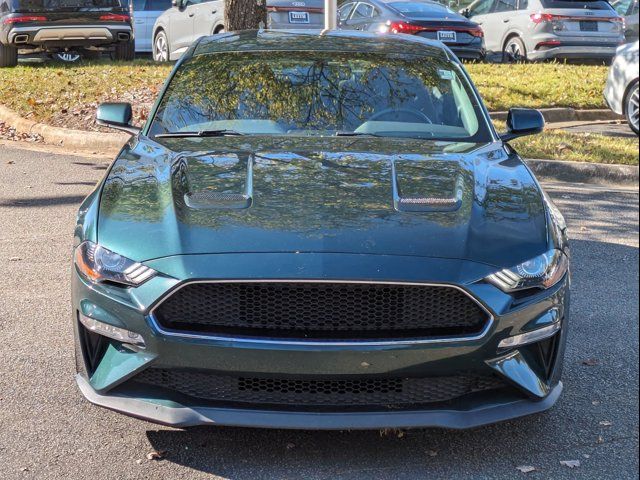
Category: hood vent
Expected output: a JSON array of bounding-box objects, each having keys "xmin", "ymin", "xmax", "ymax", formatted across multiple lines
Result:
[
  {"xmin": 391, "ymin": 160, "xmax": 464, "ymax": 213},
  {"xmin": 182, "ymin": 155, "xmax": 254, "ymax": 210}
]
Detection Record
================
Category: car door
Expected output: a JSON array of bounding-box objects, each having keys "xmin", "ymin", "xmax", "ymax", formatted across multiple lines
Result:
[
  {"xmin": 485, "ymin": 0, "xmax": 518, "ymax": 52},
  {"xmin": 465, "ymin": 0, "xmax": 497, "ymax": 49},
  {"xmin": 142, "ymin": 0, "xmax": 173, "ymax": 52},
  {"xmin": 169, "ymin": 0, "xmax": 201, "ymax": 53},
  {"xmin": 342, "ymin": 2, "xmax": 376, "ymax": 30},
  {"xmin": 193, "ymin": 0, "xmax": 225, "ymax": 38},
  {"xmin": 132, "ymin": 0, "xmax": 149, "ymax": 51}
]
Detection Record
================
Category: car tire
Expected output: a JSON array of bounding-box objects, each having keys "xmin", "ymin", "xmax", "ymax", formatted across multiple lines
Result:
[
  {"xmin": 112, "ymin": 40, "xmax": 135, "ymax": 62},
  {"xmin": 153, "ymin": 30, "xmax": 169, "ymax": 63},
  {"xmin": 625, "ymin": 80, "xmax": 639, "ymax": 136},
  {"xmin": 502, "ymin": 37, "xmax": 527, "ymax": 64},
  {"xmin": 0, "ymin": 43, "xmax": 18, "ymax": 68}
]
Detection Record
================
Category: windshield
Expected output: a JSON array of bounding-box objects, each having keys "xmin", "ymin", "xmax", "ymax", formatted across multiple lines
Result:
[
  {"xmin": 539, "ymin": 0, "xmax": 613, "ymax": 10},
  {"xmin": 149, "ymin": 51, "xmax": 492, "ymax": 142}
]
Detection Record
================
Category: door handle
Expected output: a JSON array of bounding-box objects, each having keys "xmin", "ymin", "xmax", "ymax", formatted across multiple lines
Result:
[
  {"xmin": 211, "ymin": 9, "xmax": 217, "ymax": 13},
  {"xmin": 188, "ymin": 12, "xmax": 195, "ymax": 17},
  {"xmin": 503, "ymin": 19, "xmax": 510, "ymax": 23}
]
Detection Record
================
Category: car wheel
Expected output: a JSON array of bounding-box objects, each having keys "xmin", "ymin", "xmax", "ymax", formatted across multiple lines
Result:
[
  {"xmin": 503, "ymin": 37, "xmax": 527, "ymax": 63},
  {"xmin": 0, "ymin": 43, "xmax": 18, "ymax": 68},
  {"xmin": 625, "ymin": 80, "xmax": 639, "ymax": 136},
  {"xmin": 112, "ymin": 40, "xmax": 135, "ymax": 62},
  {"xmin": 153, "ymin": 31, "xmax": 169, "ymax": 62},
  {"xmin": 54, "ymin": 52, "xmax": 82, "ymax": 63}
]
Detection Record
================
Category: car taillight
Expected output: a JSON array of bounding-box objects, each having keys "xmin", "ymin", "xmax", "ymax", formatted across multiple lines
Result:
[
  {"xmin": 468, "ymin": 26, "xmax": 484, "ymax": 38},
  {"xmin": 100, "ymin": 14, "xmax": 131, "ymax": 22},
  {"xmin": 3, "ymin": 15, "xmax": 48, "ymax": 24},
  {"xmin": 387, "ymin": 21, "xmax": 426, "ymax": 34},
  {"xmin": 530, "ymin": 13, "xmax": 558, "ymax": 24}
]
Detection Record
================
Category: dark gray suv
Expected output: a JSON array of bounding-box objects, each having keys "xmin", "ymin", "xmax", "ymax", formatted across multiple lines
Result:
[{"xmin": 0, "ymin": 0, "xmax": 135, "ymax": 67}]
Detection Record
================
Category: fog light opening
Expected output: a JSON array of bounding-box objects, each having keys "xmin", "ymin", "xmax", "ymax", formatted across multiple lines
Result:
[
  {"xmin": 498, "ymin": 322, "xmax": 561, "ymax": 351},
  {"xmin": 78, "ymin": 313, "xmax": 146, "ymax": 348}
]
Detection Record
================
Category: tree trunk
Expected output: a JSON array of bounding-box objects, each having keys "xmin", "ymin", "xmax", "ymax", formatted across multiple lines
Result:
[{"xmin": 224, "ymin": 0, "xmax": 267, "ymax": 31}]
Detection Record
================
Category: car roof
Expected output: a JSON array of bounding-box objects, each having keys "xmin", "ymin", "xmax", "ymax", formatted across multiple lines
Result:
[{"xmin": 192, "ymin": 29, "xmax": 452, "ymax": 60}]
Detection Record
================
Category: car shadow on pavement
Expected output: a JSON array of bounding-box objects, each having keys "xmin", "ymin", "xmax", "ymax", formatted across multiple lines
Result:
[{"xmin": 144, "ymin": 236, "xmax": 639, "ymax": 479}]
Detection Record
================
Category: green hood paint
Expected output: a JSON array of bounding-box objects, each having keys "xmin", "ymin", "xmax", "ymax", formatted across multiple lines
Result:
[{"xmin": 97, "ymin": 136, "xmax": 547, "ymax": 268}]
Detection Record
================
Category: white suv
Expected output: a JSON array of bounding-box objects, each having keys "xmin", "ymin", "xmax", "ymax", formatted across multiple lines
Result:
[{"xmin": 463, "ymin": 0, "xmax": 625, "ymax": 62}]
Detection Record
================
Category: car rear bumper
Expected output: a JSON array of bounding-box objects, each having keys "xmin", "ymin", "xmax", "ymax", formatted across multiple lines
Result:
[
  {"xmin": 77, "ymin": 374, "xmax": 563, "ymax": 429},
  {"xmin": 7, "ymin": 24, "xmax": 132, "ymax": 49},
  {"xmin": 449, "ymin": 45, "xmax": 485, "ymax": 60},
  {"xmin": 529, "ymin": 43, "xmax": 620, "ymax": 61}
]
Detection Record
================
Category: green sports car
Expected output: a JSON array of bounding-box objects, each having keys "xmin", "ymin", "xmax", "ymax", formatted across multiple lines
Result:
[{"xmin": 72, "ymin": 30, "xmax": 570, "ymax": 429}]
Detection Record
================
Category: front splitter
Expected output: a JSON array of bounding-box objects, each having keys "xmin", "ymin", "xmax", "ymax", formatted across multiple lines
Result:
[{"xmin": 76, "ymin": 374, "xmax": 562, "ymax": 430}]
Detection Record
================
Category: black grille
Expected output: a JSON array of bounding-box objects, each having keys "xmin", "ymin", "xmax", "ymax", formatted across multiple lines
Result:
[
  {"xmin": 153, "ymin": 282, "xmax": 489, "ymax": 339},
  {"xmin": 134, "ymin": 368, "xmax": 506, "ymax": 409}
]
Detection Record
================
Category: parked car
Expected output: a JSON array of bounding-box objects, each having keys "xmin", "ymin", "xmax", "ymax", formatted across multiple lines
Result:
[
  {"xmin": 605, "ymin": 41, "xmax": 639, "ymax": 134},
  {"xmin": 152, "ymin": 0, "xmax": 323, "ymax": 61},
  {"xmin": 75, "ymin": 30, "xmax": 570, "ymax": 430},
  {"xmin": 0, "ymin": 0, "xmax": 135, "ymax": 68},
  {"xmin": 338, "ymin": 0, "xmax": 485, "ymax": 60},
  {"xmin": 612, "ymin": 0, "xmax": 639, "ymax": 43},
  {"xmin": 131, "ymin": 0, "xmax": 173, "ymax": 52},
  {"xmin": 462, "ymin": 0, "xmax": 625, "ymax": 62}
]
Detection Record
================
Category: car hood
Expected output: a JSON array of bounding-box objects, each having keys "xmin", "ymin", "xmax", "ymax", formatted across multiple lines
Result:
[{"xmin": 97, "ymin": 136, "xmax": 548, "ymax": 268}]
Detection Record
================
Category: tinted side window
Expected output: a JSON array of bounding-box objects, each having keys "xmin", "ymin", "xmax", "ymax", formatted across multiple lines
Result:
[
  {"xmin": 352, "ymin": 2, "xmax": 374, "ymax": 18},
  {"xmin": 519, "ymin": 0, "xmax": 528, "ymax": 9},
  {"xmin": 339, "ymin": 2, "xmax": 355, "ymax": 20},
  {"xmin": 494, "ymin": 0, "xmax": 517, "ymax": 12},
  {"xmin": 469, "ymin": 0, "xmax": 495, "ymax": 15},
  {"xmin": 132, "ymin": 0, "xmax": 146, "ymax": 10}
]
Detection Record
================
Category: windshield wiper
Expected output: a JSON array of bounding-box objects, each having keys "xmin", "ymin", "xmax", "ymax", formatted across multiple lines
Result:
[{"xmin": 155, "ymin": 129, "xmax": 245, "ymax": 138}]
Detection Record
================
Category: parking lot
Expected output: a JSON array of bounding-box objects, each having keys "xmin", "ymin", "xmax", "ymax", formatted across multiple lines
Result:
[{"xmin": 0, "ymin": 141, "xmax": 637, "ymax": 480}]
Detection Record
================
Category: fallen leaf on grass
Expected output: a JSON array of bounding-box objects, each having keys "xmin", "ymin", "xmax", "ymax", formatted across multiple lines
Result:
[
  {"xmin": 599, "ymin": 420, "xmax": 613, "ymax": 427},
  {"xmin": 560, "ymin": 460, "xmax": 580, "ymax": 469},
  {"xmin": 516, "ymin": 465, "xmax": 537, "ymax": 473},
  {"xmin": 146, "ymin": 450, "xmax": 167, "ymax": 461}
]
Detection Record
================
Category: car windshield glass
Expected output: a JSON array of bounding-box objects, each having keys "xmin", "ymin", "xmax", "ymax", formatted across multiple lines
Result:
[
  {"xmin": 149, "ymin": 51, "xmax": 492, "ymax": 142},
  {"xmin": 539, "ymin": 0, "xmax": 613, "ymax": 10},
  {"xmin": 13, "ymin": 0, "xmax": 125, "ymax": 9},
  {"xmin": 389, "ymin": 2, "xmax": 453, "ymax": 16}
]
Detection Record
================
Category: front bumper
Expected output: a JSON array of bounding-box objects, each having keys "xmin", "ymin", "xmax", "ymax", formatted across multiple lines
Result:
[{"xmin": 72, "ymin": 253, "xmax": 569, "ymax": 429}]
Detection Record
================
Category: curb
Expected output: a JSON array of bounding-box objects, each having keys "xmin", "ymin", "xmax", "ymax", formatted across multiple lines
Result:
[
  {"xmin": 526, "ymin": 158, "xmax": 639, "ymax": 186},
  {"xmin": 0, "ymin": 105, "xmax": 129, "ymax": 151},
  {"xmin": 490, "ymin": 108, "xmax": 623, "ymax": 123}
]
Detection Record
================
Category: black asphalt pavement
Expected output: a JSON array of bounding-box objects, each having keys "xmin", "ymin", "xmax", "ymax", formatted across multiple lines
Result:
[{"xmin": 0, "ymin": 141, "xmax": 638, "ymax": 480}]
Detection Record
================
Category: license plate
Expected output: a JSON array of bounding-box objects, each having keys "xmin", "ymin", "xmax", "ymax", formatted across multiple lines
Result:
[
  {"xmin": 437, "ymin": 31, "xmax": 457, "ymax": 43},
  {"xmin": 289, "ymin": 11, "xmax": 310, "ymax": 24},
  {"xmin": 580, "ymin": 20, "xmax": 598, "ymax": 32}
]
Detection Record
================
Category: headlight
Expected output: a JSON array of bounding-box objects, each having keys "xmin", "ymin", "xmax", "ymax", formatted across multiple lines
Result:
[
  {"xmin": 486, "ymin": 249, "xmax": 568, "ymax": 293},
  {"xmin": 74, "ymin": 241, "xmax": 157, "ymax": 287}
]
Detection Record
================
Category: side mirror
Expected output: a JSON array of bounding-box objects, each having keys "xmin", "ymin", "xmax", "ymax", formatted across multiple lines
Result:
[
  {"xmin": 500, "ymin": 108, "xmax": 545, "ymax": 142},
  {"xmin": 96, "ymin": 102, "xmax": 140, "ymax": 136},
  {"xmin": 460, "ymin": 8, "xmax": 470, "ymax": 17}
]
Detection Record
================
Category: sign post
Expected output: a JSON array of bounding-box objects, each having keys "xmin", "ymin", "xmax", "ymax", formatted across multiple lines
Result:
[{"xmin": 324, "ymin": 0, "xmax": 337, "ymax": 30}]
